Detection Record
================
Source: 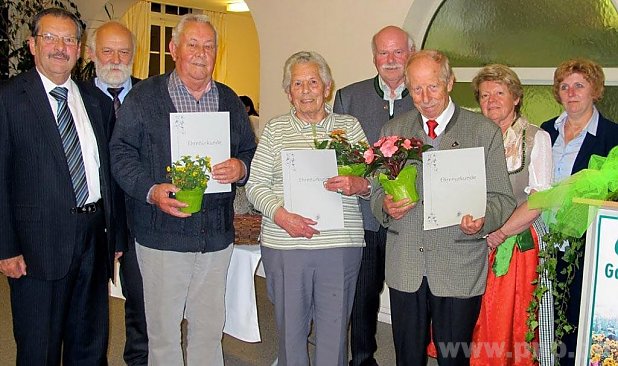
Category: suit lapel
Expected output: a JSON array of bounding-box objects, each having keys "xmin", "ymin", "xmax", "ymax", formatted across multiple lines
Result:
[
  {"xmin": 439, "ymin": 105, "xmax": 463, "ymax": 150},
  {"xmin": 405, "ymin": 111, "xmax": 425, "ymax": 139},
  {"xmin": 572, "ymin": 114, "xmax": 608, "ymax": 174},
  {"xmin": 574, "ymin": 131, "xmax": 597, "ymax": 173},
  {"xmin": 22, "ymin": 69, "xmax": 72, "ymax": 174}
]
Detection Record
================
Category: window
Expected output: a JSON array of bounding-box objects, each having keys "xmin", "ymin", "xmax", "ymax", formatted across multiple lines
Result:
[
  {"xmin": 148, "ymin": 2, "xmax": 193, "ymax": 76},
  {"xmin": 420, "ymin": 0, "xmax": 618, "ymax": 124}
]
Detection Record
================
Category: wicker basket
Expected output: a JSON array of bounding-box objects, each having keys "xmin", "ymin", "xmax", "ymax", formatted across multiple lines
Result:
[{"xmin": 233, "ymin": 214, "xmax": 262, "ymax": 245}]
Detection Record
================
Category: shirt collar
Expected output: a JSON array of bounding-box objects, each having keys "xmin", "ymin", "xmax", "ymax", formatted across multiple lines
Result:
[
  {"xmin": 420, "ymin": 97, "xmax": 455, "ymax": 133},
  {"xmin": 94, "ymin": 77, "xmax": 133, "ymax": 102},
  {"xmin": 169, "ymin": 70, "xmax": 213, "ymax": 98},
  {"xmin": 553, "ymin": 106, "xmax": 599, "ymax": 136},
  {"xmin": 37, "ymin": 69, "xmax": 74, "ymax": 93},
  {"xmin": 289, "ymin": 104, "xmax": 334, "ymax": 133},
  {"xmin": 377, "ymin": 76, "xmax": 406, "ymax": 101},
  {"xmin": 95, "ymin": 77, "xmax": 132, "ymax": 94}
]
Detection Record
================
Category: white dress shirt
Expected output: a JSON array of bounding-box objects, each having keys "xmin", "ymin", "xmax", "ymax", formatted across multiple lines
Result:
[{"xmin": 38, "ymin": 70, "xmax": 101, "ymax": 204}]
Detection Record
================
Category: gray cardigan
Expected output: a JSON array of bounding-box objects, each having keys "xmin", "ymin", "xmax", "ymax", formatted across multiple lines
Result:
[{"xmin": 110, "ymin": 73, "xmax": 256, "ymax": 253}]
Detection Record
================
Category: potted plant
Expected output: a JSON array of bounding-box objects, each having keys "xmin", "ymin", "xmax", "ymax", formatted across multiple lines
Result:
[
  {"xmin": 364, "ymin": 135, "xmax": 431, "ymax": 202},
  {"xmin": 314, "ymin": 129, "xmax": 369, "ymax": 177},
  {"xmin": 167, "ymin": 155, "xmax": 211, "ymax": 214}
]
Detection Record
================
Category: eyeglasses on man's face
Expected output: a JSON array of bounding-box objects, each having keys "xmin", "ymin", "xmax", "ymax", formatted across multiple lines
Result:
[{"xmin": 36, "ymin": 33, "xmax": 79, "ymax": 46}]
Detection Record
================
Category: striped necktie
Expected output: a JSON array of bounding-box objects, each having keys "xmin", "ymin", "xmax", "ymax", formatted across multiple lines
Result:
[
  {"xmin": 50, "ymin": 86, "xmax": 88, "ymax": 207},
  {"xmin": 107, "ymin": 87, "xmax": 124, "ymax": 116}
]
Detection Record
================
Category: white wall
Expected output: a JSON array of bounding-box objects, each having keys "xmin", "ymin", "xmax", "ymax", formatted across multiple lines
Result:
[{"xmin": 245, "ymin": 0, "xmax": 415, "ymax": 122}]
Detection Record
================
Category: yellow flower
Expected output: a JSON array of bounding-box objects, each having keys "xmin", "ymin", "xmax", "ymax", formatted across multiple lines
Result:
[
  {"xmin": 592, "ymin": 355, "xmax": 601, "ymax": 362},
  {"xmin": 168, "ymin": 155, "xmax": 211, "ymax": 190},
  {"xmin": 592, "ymin": 343, "xmax": 603, "ymax": 355}
]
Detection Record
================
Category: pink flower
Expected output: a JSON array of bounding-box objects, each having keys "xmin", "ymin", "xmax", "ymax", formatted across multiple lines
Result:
[
  {"xmin": 380, "ymin": 139, "xmax": 398, "ymax": 157},
  {"xmin": 364, "ymin": 149, "xmax": 375, "ymax": 164},
  {"xmin": 374, "ymin": 136, "xmax": 387, "ymax": 147},
  {"xmin": 365, "ymin": 135, "xmax": 431, "ymax": 179}
]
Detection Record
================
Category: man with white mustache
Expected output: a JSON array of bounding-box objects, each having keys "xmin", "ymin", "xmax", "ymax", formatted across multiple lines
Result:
[
  {"xmin": 88, "ymin": 21, "xmax": 138, "ymax": 115},
  {"xmin": 88, "ymin": 21, "xmax": 148, "ymax": 366},
  {"xmin": 333, "ymin": 26, "xmax": 415, "ymax": 366}
]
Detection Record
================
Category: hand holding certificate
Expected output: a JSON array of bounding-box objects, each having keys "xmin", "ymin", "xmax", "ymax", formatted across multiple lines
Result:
[
  {"xmin": 170, "ymin": 112, "xmax": 231, "ymax": 194},
  {"xmin": 423, "ymin": 147, "xmax": 487, "ymax": 230},
  {"xmin": 281, "ymin": 149, "xmax": 344, "ymax": 231}
]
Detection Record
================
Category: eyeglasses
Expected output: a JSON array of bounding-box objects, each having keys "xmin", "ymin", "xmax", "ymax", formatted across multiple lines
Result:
[{"xmin": 36, "ymin": 33, "xmax": 79, "ymax": 46}]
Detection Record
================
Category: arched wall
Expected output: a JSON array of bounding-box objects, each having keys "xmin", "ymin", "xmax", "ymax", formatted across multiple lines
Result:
[{"xmin": 402, "ymin": 0, "xmax": 444, "ymax": 47}]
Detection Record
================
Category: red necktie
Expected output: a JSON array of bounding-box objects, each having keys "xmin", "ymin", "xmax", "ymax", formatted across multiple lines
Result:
[{"xmin": 427, "ymin": 120, "xmax": 438, "ymax": 139}]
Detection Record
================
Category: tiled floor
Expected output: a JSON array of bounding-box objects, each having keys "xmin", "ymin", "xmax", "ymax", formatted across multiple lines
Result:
[{"xmin": 0, "ymin": 276, "xmax": 438, "ymax": 365}]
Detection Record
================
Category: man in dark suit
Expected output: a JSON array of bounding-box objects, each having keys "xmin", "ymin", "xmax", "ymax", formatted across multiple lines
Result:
[
  {"xmin": 0, "ymin": 8, "xmax": 126, "ymax": 365},
  {"xmin": 88, "ymin": 20, "xmax": 148, "ymax": 366},
  {"xmin": 333, "ymin": 25, "xmax": 415, "ymax": 366},
  {"xmin": 371, "ymin": 50, "xmax": 515, "ymax": 365}
]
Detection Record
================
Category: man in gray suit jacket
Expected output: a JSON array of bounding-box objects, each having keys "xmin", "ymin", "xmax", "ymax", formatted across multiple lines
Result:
[
  {"xmin": 333, "ymin": 25, "xmax": 415, "ymax": 366},
  {"xmin": 371, "ymin": 50, "xmax": 515, "ymax": 365}
]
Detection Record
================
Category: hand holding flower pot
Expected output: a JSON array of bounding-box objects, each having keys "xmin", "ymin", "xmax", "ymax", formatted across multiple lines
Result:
[
  {"xmin": 167, "ymin": 155, "xmax": 212, "ymax": 214},
  {"xmin": 365, "ymin": 136, "xmax": 431, "ymax": 202}
]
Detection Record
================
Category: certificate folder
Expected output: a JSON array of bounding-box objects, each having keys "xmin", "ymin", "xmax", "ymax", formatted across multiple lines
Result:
[
  {"xmin": 281, "ymin": 149, "xmax": 344, "ymax": 231},
  {"xmin": 170, "ymin": 112, "xmax": 231, "ymax": 193},
  {"xmin": 422, "ymin": 147, "xmax": 487, "ymax": 230}
]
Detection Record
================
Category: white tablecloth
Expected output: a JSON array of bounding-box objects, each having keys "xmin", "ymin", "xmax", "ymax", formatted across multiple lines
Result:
[
  {"xmin": 110, "ymin": 245, "xmax": 264, "ymax": 342},
  {"xmin": 223, "ymin": 244, "xmax": 263, "ymax": 342},
  {"xmin": 109, "ymin": 260, "xmax": 124, "ymax": 299}
]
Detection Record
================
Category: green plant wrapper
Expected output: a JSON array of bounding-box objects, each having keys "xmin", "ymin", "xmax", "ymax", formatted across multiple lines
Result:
[
  {"xmin": 378, "ymin": 164, "xmax": 419, "ymax": 203},
  {"xmin": 528, "ymin": 146, "xmax": 618, "ymax": 238},
  {"xmin": 492, "ymin": 228, "xmax": 534, "ymax": 277},
  {"xmin": 493, "ymin": 235, "xmax": 516, "ymax": 277},
  {"xmin": 338, "ymin": 163, "xmax": 366, "ymax": 177}
]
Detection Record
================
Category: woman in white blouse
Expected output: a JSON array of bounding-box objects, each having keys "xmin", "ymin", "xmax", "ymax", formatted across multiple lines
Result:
[{"xmin": 470, "ymin": 64, "xmax": 554, "ymax": 366}]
